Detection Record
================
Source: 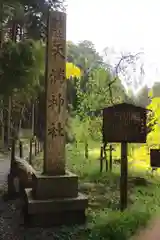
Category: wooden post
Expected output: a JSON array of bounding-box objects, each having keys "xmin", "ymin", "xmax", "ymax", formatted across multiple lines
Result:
[
  {"xmin": 109, "ymin": 145, "xmax": 113, "ymax": 172},
  {"xmin": 37, "ymin": 139, "xmax": 39, "ymax": 154},
  {"xmin": 37, "ymin": 140, "xmax": 40, "ymax": 153},
  {"xmin": 10, "ymin": 139, "xmax": 15, "ymax": 173},
  {"xmin": 120, "ymin": 142, "xmax": 128, "ymax": 211},
  {"xmin": 7, "ymin": 138, "xmax": 16, "ymax": 196},
  {"xmin": 85, "ymin": 141, "xmax": 88, "ymax": 159},
  {"xmin": 104, "ymin": 148, "xmax": 108, "ymax": 172},
  {"xmin": 35, "ymin": 138, "xmax": 37, "ymax": 156},
  {"xmin": 0, "ymin": 2, "xmax": 3, "ymax": 48},
  {"xmin": 43, "ymin": 11, "xmax": 66, "ymax": 175},
  {"xmin": 40, "ymin": 141, "xmax": 43, "ymax": 152},
  {"xmin": 0, "ymin": 5, "xmax": 4, "ymax": 149},
  {"xmin": 31, "ymin": 102, "xmax": 35, "ymax": 136},
  {"xmin": 100, "ymin": 146, "xmax": 103, "ymax": 172},
  {"xmin": 7, "ymin": 96, "xmax": 11, "ymax": 146},
  {"xmin": 19, "ymin": 140, "xmax": 23, "ymax": 158},
  {"xmin": 29, "ymin": 138, "xmax": 32, "ymax": 165},
  {"xmin": 1, "ymin": 99, "xmax": 4, "ymax": 148}
]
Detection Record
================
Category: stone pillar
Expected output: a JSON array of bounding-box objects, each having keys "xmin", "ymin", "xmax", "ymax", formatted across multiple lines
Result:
[
  {"xmin": 23, "ymin": 10, "xmax": 88, "ymax": 227},
  {"xmin": 43, "ymin": 10, "xmax": 66, "ymax": 175}
]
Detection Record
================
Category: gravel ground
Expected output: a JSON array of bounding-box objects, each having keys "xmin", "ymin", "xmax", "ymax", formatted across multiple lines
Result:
[
  {"xmin": 0, "ymin": 190, "xmax": 71, "ymax": 240},
  {"xmin": 0, "ymin": 150, "xmax": 78, "ymax": 240},
  {"xmin": 0, "ymin": 186, "xmax": 82, "ymax": 240}
]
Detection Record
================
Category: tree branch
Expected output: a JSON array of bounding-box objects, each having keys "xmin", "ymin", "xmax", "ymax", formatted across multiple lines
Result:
[{"xmin": 104, "ymin": 51, "xmax": 144, "ymax": 104}]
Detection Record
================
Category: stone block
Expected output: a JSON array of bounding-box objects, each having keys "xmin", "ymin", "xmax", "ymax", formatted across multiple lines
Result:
[
  {"xmin": 32, "ymin": 171, "xmax": 78, "ymax": 199},
  {"xmin": 23, "ymin": 188, "xmax": 88, "ymax": 227}
]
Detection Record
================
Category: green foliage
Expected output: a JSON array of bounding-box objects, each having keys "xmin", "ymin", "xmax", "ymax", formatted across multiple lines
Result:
[
  {"xmin": 76, "ymin": 67, "xmax": 124, "ymax": 116},
  {"xmin": 147, "ymin": 97, "xmax": 160, "ymax": 144},
  {"xmin": 0, "ymin": 39, "xmax": 43, "ymax": 95},
  {"xmin": 67, "ymin": 144, "xmax": 160, "ymax": 240},
  {"xmin": 89, "ymin": 210, "xmax": 150, "ymax": 240},
  {"xmin": 71, "ymin": 116, "xmax": 98, "ymax": 143},
  {"xmin": 33, "ymin": 144, "xmax": 160, "ymax": 240},
  {"xmin": 1, "ymin": 0, "xmax": 65, "ymax": 41},
  {"xmin": 69, "ymin": 66, "xmax": 126, "ymax": 144},
  {"xmin": 67, "ymin": 40, "xmax": 103, "ymax": 71}
]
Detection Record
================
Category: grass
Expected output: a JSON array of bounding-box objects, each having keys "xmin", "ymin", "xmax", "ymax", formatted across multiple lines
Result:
[{"xmin": 31, "ymin": 141, "xmax": 160, "ymax": 239}]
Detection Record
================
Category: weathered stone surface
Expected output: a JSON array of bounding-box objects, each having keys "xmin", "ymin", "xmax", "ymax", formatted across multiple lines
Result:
[
  {"xmin": 23, "ymin": 188, "xmax": 88, "ymax": 227},
  {"xmin": 12, "ymin": 157, "xmax": 36, "ymax": 188},
  {"xmin": 32, "ymin": 171, "xmax": 78, "ymax": 199},
  {"xmin": 7, "ymin": 174, "xmax": 16, "ymax": 196},
  {"xmin": 25, "ymin": 189, "xmax": 88, "ymax": 213},
  {"xmin": 44, "ymin": 11, "xmax": 66, "ymax": 175},
  {"xmin": 14, "ymin": 157, "xmax": 36, "ymax": 176},
  {"xmin": 24, "ymin": 210, "xmax": 86, "ymax": 227}
]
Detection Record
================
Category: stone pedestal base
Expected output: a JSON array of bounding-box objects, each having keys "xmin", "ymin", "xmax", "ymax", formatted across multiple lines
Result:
[
  {"xmin": 32, "ymin": 171, "xmax": 78, "ymax": 199},
  {"xmin": 25, "ymin": 211, "xmax": 86, "ymax": 227},
  {"xmin": 23, "ymin": 172, "xmax": 88, "ymax": 227},
  {"xmin": 23, "ymin": 189, "xmax": 88, "ymax": 227}
]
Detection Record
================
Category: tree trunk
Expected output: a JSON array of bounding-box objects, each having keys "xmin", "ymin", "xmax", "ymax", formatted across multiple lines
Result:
[
  {"xmin": 19, "ymin": 26, "xmax": 23, "ymax": 41},
  {"xmin": 18, "ymin": 105, "xmax": 25, "ymax": 140},
  {"xmin": 0, "ymin": 2, "xmax": 3, "ymax": 48},
  {"xmin": 6, "ymin": 96, "xmax": 12, "ymax": 146},
  {"xmin": 31, "ymin": 102, "xmax": 35, "ymax": 137},
  {"xmin": 0, "ymin": 4, "xmax": 4, "ymax": 148},
  {"xmin": 84, "ymin": 140, "xmax": 88, "ymax": 159},
  {"xmin": 11, "ymin": 21, "xmax": 17, "ymax": 42},
  {"xmin": 1, "ymin": 99, "xmax": 4, "ymax": 148}
]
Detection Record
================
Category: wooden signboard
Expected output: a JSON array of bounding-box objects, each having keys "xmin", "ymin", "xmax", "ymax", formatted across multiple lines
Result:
[
  {"xmin": 103, "ymin": 103, "xmax": 147, "ymax": 143},
  {"xmin": 102, "ymin": 102, "xmax": 148, "ymax": 211},
  {"xmin": 150, "ymin": 149, "xmax": 160, "ymax": 168}
]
